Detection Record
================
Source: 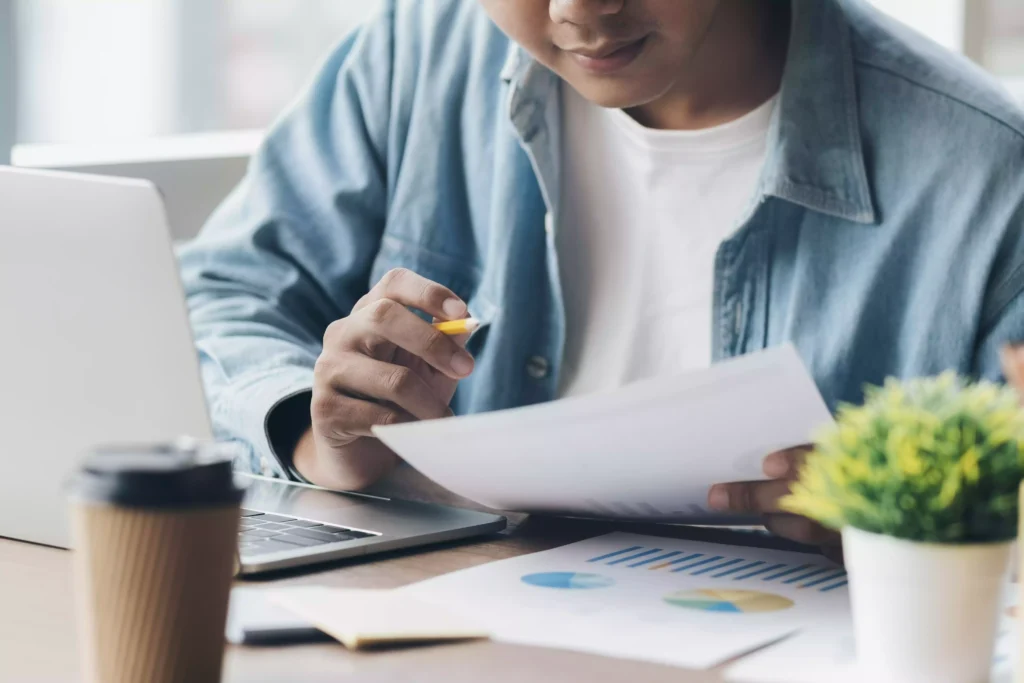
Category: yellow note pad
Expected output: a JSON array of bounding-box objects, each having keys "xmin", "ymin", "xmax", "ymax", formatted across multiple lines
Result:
[{"xmin": 269, "ymin": 587, "xmax": 490, "ymax": 650}]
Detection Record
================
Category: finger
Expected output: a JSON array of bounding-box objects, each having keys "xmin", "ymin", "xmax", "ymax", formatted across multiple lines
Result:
[
  {"xmin": 450, "ymin": 332, "xmax": 471, "ymax": 350},
  {"xmin": 348, "ymin": 299, "xmax": 475, "ymax": 379},
  {"xmin": 323, "ymin": 354, "xmax": 452, "ymax": 421},
  {"xmin": 821, "ymin": 544, "xmax": 845, "ymax": 566},
  {"xmin": 312, "ymin": 389, "xmax": 413, "ymax": 439},
  {"xmin": 401, "ymin": 324, "xmax": 471, "ymax": 388},
  {"xmin": 1001, "ymin": 345, "xmax": 1024, "ymax": 400},
  {"xmin": 763, "ymin": 446, "xmax": 812, "ymax": 479},
  {"xmin": 354, "ymin": 268, "xmax": 467, "ymax": 321},
  {"xmin": 763, "ymin": 514, "xmax": 839, "ymax": 546},
  {"xmin": 708, "ymin": 479, "xmax": 793, "ymax": 514}
]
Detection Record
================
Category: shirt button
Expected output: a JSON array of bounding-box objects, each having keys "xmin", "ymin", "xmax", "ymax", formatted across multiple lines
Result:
[{"xmin": 526, "ymin": 355, "xmax": 550, "ymax": 380}]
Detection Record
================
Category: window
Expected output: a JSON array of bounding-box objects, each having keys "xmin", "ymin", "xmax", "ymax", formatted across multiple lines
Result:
[
  {"xmin": 869, "ymin": 0, "xmax": 1023, "ymax": 81},
  {"xmin": 1, "ymin": 1, "xmax": 14, "ymax": 162},
  {"xmin": 4, "ymin": 0, "xmax": 1023, "ymax": 153},
  {"xmin": 12, "ymin": 0, "xmax": 382, "ymax": 145},
  {"xmin": 984, "ymin": 0, "xmax": 1024, "ymax": 78}
]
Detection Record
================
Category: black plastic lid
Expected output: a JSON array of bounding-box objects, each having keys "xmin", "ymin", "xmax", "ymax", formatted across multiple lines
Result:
[{"xmin": 70, "ymin": 441, "xmax": 244, "ymax": 509}]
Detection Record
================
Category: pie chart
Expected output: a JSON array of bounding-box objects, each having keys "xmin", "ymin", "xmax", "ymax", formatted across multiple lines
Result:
[
  {"xmin": 664, "ymin": 589, "xmax": 794, "ymax": 613},
  {"xmin": 521, "ymin": 572, "xmax": 615, "ymax": 590}
]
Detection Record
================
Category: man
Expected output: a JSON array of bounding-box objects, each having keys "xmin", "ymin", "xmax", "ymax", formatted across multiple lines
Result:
[{"xmin": 179, "ymin": 0, "xmax": 1024, "ymax": 553}]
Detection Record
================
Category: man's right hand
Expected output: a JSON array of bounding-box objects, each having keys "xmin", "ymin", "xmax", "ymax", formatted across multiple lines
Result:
[{"xmin": 293, "ymin": 268, "xmax": 475, "ymax": 490}]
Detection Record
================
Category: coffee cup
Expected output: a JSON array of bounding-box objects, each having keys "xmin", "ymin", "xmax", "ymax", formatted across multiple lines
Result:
[{"xmin": 69, "ymin": 441, "xmax": 243, "ymax": 683}]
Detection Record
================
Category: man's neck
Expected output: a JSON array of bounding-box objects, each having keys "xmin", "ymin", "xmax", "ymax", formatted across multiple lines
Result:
[{"xmin": 626, "ymin": 0, "xmax": 790, "ymax": 131}]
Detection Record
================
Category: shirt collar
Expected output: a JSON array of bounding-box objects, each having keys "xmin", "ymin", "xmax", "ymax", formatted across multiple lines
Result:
[
  {"xmin": 762, "ymin": 0, "xmax": 877, "ymax": 224},
  {"xmin": 500, "ymin": 0, "xmax": 877, "ymax": 225},
  {"xmin": 500, "ymin": 42, "xmax": 529, "ymax": 84}
]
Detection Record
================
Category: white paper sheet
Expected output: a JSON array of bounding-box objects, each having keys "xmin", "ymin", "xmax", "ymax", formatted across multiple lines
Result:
[
  {"xmin": 725, "ymin": 586, "xmax": 1017, "ymax": 683},
  {"xmin": 401, "ymin": 532, "xmax": 850, "ymax": 670},
  {"xmin": 375, "ymin": 344, "xmax": 833, "ymax": 521}
]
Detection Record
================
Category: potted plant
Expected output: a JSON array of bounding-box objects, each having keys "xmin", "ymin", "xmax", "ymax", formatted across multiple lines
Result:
[{"xmin": 783, "ymin": 373, "xmax": 1024, "ymax": 683}]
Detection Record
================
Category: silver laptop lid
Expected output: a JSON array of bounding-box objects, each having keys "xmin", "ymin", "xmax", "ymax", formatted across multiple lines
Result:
[{"xmin": 0, "ymin": 167, "xmax": 213, "ymax": 547}]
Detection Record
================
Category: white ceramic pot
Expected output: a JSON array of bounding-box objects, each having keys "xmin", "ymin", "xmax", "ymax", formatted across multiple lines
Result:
[{"xmin": 842, "ymin": 526, "xmax": 1012, "ymax": 683}]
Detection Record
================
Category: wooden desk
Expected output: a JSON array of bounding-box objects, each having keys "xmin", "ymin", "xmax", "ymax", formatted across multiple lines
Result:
[{"xmin": 1, "ymin": 511, "xmax": 812, "ymax": 683}]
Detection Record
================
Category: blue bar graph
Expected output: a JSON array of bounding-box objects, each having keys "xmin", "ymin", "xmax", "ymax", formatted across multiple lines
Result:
[
  {"xmin": 672, "ymin": 555, "xmax": 723, "ymax": 572},
  {"xmin": 628, "ymin": 551, "xmax": 682, "ymax": 568},
  {"xmin": 651, "ymin": 553, "xmax": 703, "ymax": 570},
  {"xmin": 587, "ymin": 546, "xmax": 644, "ymax": 563},
  {"xmin": 693, "ymin": 558, "xmax": 743, "ymax": 576},
  {"xmin": 585, "ymin": 544, "xmax": 847, "ymax": 593},
  {"xmin": 608, "ymin": 548, "xmax": 662, "ymax": 566},
  {"xmin": 714, "ymin": 561, "xmax": 763, "ymax": 579},
  {"xmin": 764, "ymin": 564, "xmax": 810, "ymax": 581},
  {"xmin": 783, "ymin": 567, "xmax": 832, "ymax": 584},
  {"xmin": 821, "ymin": 580, "xmax": 849, "ymax": 592},
  {"xmin": 801, "ymin": 571, "xmax": 847, "ymax": 590},
  {"xmin": 735, "ymin": 563, "xmax": 784, "ymax": 580}
]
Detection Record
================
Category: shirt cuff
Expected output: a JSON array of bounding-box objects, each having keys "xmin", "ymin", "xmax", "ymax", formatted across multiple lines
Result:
[
  {"xmin": 266, "ymin": 389, "xmax": 314, "ymax": 483},
  {"xmin": 213, "ymin": 368, "xmax": 314, "ymax": 478}
]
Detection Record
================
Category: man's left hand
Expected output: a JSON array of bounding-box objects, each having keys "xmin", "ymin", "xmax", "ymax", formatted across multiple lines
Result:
[{"xmin": 708, "ymin": 447, "xmax": 842, "ymax": 562}]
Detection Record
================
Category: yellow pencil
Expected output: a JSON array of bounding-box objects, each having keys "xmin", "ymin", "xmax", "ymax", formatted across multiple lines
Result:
[{"xmin": 433, "ymin": 318, "xmax": 481, "ymax": 335}]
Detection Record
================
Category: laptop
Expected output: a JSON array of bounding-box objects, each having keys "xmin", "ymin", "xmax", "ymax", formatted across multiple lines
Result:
[{"xmin": 0, "ymin": 166, "xmax": 506, "ymax": 575}]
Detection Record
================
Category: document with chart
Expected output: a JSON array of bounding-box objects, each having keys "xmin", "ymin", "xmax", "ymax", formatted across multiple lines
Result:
[
  {"xmin": 374, "ymin": 344, "xmax": 833, "ymax": 521},
  {"xmin": 401, "ymin": 532, "xmax": 851, "ymax": 669}
]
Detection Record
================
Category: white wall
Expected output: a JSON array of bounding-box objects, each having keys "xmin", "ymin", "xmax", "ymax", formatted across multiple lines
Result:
[
  {"xmin": 869, "ymin": 0, "xmax": 967, "ymax": 52},
  {"xmin": 16, "ymin": 0, "xmax": 178, "ymax": 144},
  {"xmin": 13, "ymin": 0, "xmax": 383, "ymax": 145},
  {"xmin": 1006, "ymin": 79, "xmax": 1024, "ymax": 104}
]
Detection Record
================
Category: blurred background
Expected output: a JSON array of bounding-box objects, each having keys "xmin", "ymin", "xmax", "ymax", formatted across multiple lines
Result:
[
  {"xmin": 9, "ymin": 0, "xmax": 382, "ymax": 144},
  {"xmin": 0, "ymin": 0, "xmax": 1021, "ymax": 238}
]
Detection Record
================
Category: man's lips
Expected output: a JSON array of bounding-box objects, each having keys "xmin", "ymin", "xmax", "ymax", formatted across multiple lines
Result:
[{"xmin": 563, "ymin": 36, "xmax": 649, "ymax": 74}]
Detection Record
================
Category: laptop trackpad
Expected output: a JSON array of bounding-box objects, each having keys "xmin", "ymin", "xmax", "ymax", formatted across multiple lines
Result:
[{"xmin": 241, "ymin": 476, "xmax": 373, "ymax": 520}]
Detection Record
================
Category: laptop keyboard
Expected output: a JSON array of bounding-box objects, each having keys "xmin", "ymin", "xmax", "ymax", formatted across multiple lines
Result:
[{"xmin": 238, "ymin": 508, "xmax": 378, "ymax": 558}]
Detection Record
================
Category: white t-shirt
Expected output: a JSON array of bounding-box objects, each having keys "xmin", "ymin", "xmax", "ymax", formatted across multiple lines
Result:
[{"xmin": 557, "ymin": 86, "xmax": 776, "ymax": 398}]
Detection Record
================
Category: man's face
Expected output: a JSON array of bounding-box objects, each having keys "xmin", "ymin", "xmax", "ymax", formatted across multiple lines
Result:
[{"xmin": 480, "ymin": 0, "xmax": 722, "ymax": 109}]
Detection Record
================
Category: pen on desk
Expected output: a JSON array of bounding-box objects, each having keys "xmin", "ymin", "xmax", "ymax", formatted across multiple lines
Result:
[{"xmin": 433, "ymin": 318, "xmax": 481, "ymax": 335}]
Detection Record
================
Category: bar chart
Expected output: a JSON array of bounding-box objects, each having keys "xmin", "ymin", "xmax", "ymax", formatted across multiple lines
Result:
[
  {"xmin": 407, "ymin": 531, "xmax": 853, "ymax": 671},
  {"xmin": 587, "ymin": 543, "xmax": 848, "ymax": 593}
]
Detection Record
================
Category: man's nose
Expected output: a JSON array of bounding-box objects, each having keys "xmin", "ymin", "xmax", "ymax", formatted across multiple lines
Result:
[{"xmin": 550, "ymin": 0, "xmax": 626, "ymax": 25}]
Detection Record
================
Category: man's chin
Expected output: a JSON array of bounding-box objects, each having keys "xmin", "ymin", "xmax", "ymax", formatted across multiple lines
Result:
[{"xmin": 563, "ymin": 77, "xmax": 668, "ymax": 112}]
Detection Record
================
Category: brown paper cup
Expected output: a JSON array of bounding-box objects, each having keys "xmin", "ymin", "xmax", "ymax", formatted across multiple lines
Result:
[{"xmin": 72, "ymin": 502, "xmax": 240, "ymax": 683}]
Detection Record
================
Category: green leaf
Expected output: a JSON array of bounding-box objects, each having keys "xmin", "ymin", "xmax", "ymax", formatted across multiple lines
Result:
[{"xmin": 791, "ymin": 375, "xmax": 1024, "ymax": 543}]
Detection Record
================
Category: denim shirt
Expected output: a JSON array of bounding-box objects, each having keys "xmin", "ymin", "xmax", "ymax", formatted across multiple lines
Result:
[{"xmin": 178, "ymin": 0, "xmax": 1024, "ymax": 478}]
